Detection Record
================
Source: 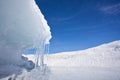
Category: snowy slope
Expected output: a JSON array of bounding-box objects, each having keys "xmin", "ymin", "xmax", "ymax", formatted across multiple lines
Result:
[
  {"xmin": 1, "ymin": 40, "xmax": 120, "ymax": 80},
  {"xmin": 26, "ymin": 40, "xmax": 120, "ymax": 67}
]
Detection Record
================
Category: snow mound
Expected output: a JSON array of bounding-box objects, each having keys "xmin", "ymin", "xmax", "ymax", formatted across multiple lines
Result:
[{"xmin": 27, "ymin": 40, "xmax": 120, "ymax": 67}]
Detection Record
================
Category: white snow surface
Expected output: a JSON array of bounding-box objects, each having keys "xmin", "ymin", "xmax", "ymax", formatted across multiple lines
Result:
[
  {"xmin": 0, "ymin": 0, "xmax": 51, "ymax": 78},
  {"xmin": 1, "ymin": 40, "xmax": 120, "ymax": 80},
  {"xmin": 27, "ymin": 40, "xmax": 120, "ymax": 68},
  {"xmin": 15, "ymin": 40, "xmax": 120, "ymax": 80}
]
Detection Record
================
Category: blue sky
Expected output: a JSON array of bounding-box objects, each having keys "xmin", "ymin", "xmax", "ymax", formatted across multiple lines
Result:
[{"xmin": 35, "ymin": 0, "xmax": 120, "ymax": 53}]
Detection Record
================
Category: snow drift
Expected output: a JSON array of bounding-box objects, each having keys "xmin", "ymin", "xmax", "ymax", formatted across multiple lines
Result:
[{"xmin": 0, "ymin": 0, "xmax": 51, "ymax": 78}]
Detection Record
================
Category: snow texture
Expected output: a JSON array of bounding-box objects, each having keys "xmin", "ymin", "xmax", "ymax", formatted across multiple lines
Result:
[
  {"xmin": 0, "ymin": 0, "xmax": 51, "ymax": 78},
  {"xmin": 28, "ymin": 40, "xmax": 120, "ymax": 68},
  {"xmin": 1, "ymin": 40, "xmax": 120, "ymax": 80},
  {"xmin": 22, "ymin": 40, "xmax": 120, "ymax": 80}
]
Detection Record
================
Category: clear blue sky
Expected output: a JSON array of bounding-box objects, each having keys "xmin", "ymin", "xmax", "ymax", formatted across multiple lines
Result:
[{"xmin": 35, "ymin": 0, "xmax": 120, "ymax": 53}]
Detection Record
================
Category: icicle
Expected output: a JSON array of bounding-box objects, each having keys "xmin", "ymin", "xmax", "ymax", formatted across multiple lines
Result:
[
  {"xmin": 47, "ymin": 44, "xmax": 50, "ymax": 54},
  {"xmin": 35, "ymin": 38, "xmax": 46, "ymax": 68},
  {"xmin": 45, "ymin": 44, "xmax": 50, "ymax": 54}
]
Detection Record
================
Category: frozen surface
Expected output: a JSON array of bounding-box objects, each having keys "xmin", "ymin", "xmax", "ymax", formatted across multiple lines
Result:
[
  {"xmin": 24, "ymin": 40, "xmax": 120, "ymax": 80},
  {"xmin": 1, "ymin": 40, "xmax": 120, "ymax": 80},
  {"xmin": 1, "ymin": 67, "xmax": 120, "ymax": 80},
  {"xmin": 0, "ymin": 0, "xmax": 51, "ymax": 78},
  {"xmin": 48, "ymin": 67, "xmax": 120, "ymax": 80},
  {"xmin": 28, "ymin": 40, "xmax": 120, "ymax": 68}
]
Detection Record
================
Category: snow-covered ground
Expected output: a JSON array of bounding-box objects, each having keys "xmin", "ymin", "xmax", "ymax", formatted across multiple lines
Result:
[
  {"xmin": 22, "ymin": 40, "xmax": 120, "ymax": 80},
  {"xmin": 27, "ymin": 40, "xmax": 120, "ymax": 68},
  {"xmin": 1, "ymin": 40, "xmax": 120, "ymax": 80},
  {"xmin": 49, "ymin": 67, "xmax": 120, "ymax": 80}
]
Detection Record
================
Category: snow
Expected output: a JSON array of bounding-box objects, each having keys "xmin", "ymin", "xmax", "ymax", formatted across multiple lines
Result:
[
  {"xmin": 22, "ymin": 40, "xmax": 120, "ymax": 80},
  {"xmin": 0, "ymin": 0, "xmax": 120, "ymax": 80},
  {"xmin": 0, "ymin": 0, "xmax": 51, "ymax": 78},
  {"xmin": 49, "ymin": 67, "xmax": 120, "ymax": 80},
  {"xmin": 27, "ymin": 40, "xmax": 120, "ymax": 68},
  {"xmin": 0, "ymin": 40, "xmax": 120, "ymax": 80}
]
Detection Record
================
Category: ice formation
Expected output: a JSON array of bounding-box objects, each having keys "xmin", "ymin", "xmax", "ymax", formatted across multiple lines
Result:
[{"xmin": 0, "ymin": 0, "xmax": 52, "ymax": 78}]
